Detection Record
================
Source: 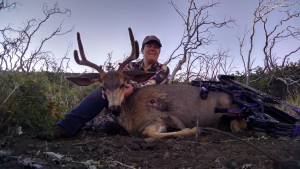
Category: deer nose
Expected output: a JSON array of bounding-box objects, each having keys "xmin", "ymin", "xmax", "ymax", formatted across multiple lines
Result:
[{"xmin": 109, "ymin": 106, "xmax": 121, "ymax": 116}]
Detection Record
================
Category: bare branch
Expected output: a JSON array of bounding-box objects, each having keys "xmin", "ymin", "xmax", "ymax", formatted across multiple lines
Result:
[
  {"xmin": 164, "ymin": 34, "xmax": 185, "ymax": 65},
  {"xmin": 0, "ymin": 82, "xmax": 19, "ymax": 108},
  {"xmin": 0, "ymin": 2, "xmax": 73, "ymax": 72},
  {"xmin": 0, "ymin": 0, "xmax": 21, "ymax": 11},
  {"xmin": 257, "ymin": 0, "xmax": 300, "ymax": 85},
  {"xmin": 168, "ymin": 0, "xmax": 235, "ymax": 83}
]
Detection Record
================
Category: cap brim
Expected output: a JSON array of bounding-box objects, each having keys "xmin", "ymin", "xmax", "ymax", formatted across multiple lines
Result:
[{"xmin": 144, "ymin": 40, "xmax": 162, "ymax": 47}]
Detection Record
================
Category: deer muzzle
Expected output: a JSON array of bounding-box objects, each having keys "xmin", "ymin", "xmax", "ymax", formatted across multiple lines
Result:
[{"xmin": 109, "ymin": 105, "xmax": 121, "ymax": 116}]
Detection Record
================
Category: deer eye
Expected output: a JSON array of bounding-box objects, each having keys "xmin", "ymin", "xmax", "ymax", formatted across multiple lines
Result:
[
  {"xmin": 102, "ymin": 87, "xmax": 106, "ymax": 92},
  {"xmin": 120, "ymin": 84, "xmax": 125, "ymax": 88}
]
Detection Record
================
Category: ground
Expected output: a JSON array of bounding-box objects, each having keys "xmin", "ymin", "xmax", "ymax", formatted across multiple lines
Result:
[{"xmin": 1, "ymin": 115, "xmax": 300, "ymax": 169}]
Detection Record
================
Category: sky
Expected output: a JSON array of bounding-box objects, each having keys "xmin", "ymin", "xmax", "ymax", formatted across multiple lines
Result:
[{"xmin": 1, "ymin": 0, "xmax": 299, "ymax": 74}]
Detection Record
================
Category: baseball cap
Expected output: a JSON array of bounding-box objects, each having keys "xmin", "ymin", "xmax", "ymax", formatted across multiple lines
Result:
[{"xmin": 142, "ymin": 35, "xmax": 162, "ymax": 49}]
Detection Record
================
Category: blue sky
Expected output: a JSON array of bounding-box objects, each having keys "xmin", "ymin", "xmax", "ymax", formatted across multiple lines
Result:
[{"xmin": 1, "ymin": 0, "xmax": 299, "ymax": 74}]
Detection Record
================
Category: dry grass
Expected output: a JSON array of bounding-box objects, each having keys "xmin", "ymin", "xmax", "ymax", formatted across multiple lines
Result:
[{"xmin": 277, "ymin": 89, "xmax": 300, "ymax": 117}]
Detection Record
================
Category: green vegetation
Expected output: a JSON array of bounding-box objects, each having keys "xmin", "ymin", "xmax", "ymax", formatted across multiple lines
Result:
[
  {"xmin": 236, "ymin": 62, "xmax": 300, "ymax": 103},
  {"xmin": 235, "ymin": 61, "xmax": 300, "ymax": 111},
  {"xmin": 1, "ymin": 60, "xmax": 299, "ymax": 135},
  {"xmin": 0, "ymin": 71, "xmax": 98, "ymax": 135}
]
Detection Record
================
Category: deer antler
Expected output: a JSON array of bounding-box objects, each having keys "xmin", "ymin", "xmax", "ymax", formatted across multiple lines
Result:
[
  {"xmin": 117, "ymin": 27, "xmax": 139, "ymax": 73},
  {"xmin": 74, "ymin": 32, "xmax": 105, "ymax": 77}
]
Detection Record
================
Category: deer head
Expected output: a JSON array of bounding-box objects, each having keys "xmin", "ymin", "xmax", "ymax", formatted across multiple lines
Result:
[{"xmin": 66, "ymin": 28, "xmax": 155, "ymax": 116}]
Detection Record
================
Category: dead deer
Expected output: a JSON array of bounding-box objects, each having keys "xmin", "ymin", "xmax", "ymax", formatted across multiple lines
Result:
[{"xmin": 66, "ymin": 28, "xmax": 245, "ymax": 139}]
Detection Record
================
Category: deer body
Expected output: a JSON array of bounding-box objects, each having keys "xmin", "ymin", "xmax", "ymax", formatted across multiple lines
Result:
[
  {"xmin": 67, "ymin": 28, "xmax": 244, "ymax": 139},
  {"xmin": 116, "ymin": 84, "xmax": 237, "ymax": 138}
]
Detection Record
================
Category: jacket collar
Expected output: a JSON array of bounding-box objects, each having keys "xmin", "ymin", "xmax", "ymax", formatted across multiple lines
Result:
[{"xmin": 138, "ymin": 59, "xmax": 159, "ymax": 71}]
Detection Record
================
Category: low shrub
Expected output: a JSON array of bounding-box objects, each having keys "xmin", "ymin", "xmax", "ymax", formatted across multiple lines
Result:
[{"xmin": 0, "ymin": 71, "xmax": 98, "ymax": 135}]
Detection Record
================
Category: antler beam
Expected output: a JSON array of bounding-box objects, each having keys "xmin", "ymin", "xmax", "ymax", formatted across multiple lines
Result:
[
  {"xmin": 74, "ymin": 28, "xmax": 138, "ymax": 75},
  {"xmin": 117, "ymin": 27, "xmax": 139, "ymax": 73},
  {"xmin": 74, "ymin": 32, "xmax": 105, "ymax": 76}
]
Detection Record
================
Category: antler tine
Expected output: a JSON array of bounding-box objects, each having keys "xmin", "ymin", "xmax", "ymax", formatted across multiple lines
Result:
[
  {"xmin": 117, "ymin": 27, "xmax": 139, "ymax": 73},
  {"xmin": 74, "ymin": 32, "xmax": 105, "ymax": 76}
]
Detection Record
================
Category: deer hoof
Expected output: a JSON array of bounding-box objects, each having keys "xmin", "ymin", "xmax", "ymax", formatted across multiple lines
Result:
[{"xmin": 197, "ymin": 127, "xmax": 206, "ymax": 134}]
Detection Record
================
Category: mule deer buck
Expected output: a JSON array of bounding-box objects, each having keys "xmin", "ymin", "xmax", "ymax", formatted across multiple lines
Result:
[{"xmin": 66, "ymin": 28, "xmax": 245, "ymax": 139}]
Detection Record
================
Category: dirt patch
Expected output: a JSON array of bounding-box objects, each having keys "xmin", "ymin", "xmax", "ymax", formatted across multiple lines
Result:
[{"xmin": 1, "ymin": 117, "xmax": 300, "ymax": 169}]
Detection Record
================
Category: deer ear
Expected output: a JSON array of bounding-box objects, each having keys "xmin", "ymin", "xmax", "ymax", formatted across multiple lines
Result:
[
  {"xmin": 123, "ymin": 70, "xmax": 156, "ymax": 83},
  {"xmin": 65, "ymin": 73, "xmax": 101, "ymax": 86}
]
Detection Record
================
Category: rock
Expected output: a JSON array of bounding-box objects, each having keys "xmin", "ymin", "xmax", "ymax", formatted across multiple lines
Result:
[
  {"xmin": 17, "ymin": 157, "xmax": 48, "ymax": 168},
  {"xmin": 163, "ymin": 151, "xmax": 170, "ymax": 160},
  {"xmin": 231, "ymin": 162, "xmax": 238, "ymax": 169},
  {"xmin": 62, "ymin": 157, "xmax": 73, "ymax": 163},
  {"xmin": 259, "ymin": 160, "xmax": 274, "ymax": 168},
  {"xmin": 15, "ymin": 126, "xmax": 23, "ymax": 135},
  {"xmin": 107, "ymin": 161, "xmax": 118, "ymax": 168},
  {"xmin": 43, "ymin": 152, "xmax": 64, "ymax": 160},
  {"xmin": 143, "ymin": 161, "xmax": 149, "ymax": 167},
  {"xmin": 253, "ymin": 132, "xmax": 268, "ymax": 138},
  {"xmin": 277, "ymin": 136, "xmax": 290, "ymax": 141},
  {"xmin": 215, "ymin": 156, "xmax": 228, "ymax": 168},
  {"xmin": 32, "ymin": 164, "xmax": 43, "ymax": 168},
  {"xmin": 143, "ymin": 138, "xmax": 156, "ymax": 143},
  {"xmin": 241, "ymin": 164, "xmax": 257, "ymax": 169},
  {"xmin": 0, "ymin": 150, "xmax": 12, "ymax": 162}
]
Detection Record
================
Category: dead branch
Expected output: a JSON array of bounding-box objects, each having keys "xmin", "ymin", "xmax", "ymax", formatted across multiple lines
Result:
[
  {"xmin": 168, "ymin": 0, "xmax": 235, "ymax": 83},
  {"xmin": 236, "ymin": 0, "xmax": 262, "ymax": 86},
  {"xmin": 0, "ymin": 82, "xmax": 19, "ymax": 108},
  {"xmin": 0, "ymin": 2, "xmax": 73, "ymax": 72},
  {"xmin": 236, "ymin": 0, "xmax": 300, "ymax": 88},
  {"xmin": 57, "ymin": 42, "xmax": 73, "ymax": 73},
  {"xmin": 164, "ymin": 35, "xmax": 185, "ymax": 65},
  {"xmin": 0, "ymin": 0, "xmax": 20, "ymax": 11},
  {"xmin": 258, "ymin": 0, "xmax": 300, "ymax": 85}
]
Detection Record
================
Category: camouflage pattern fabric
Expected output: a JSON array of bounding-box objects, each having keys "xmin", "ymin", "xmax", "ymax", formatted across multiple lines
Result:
[{"xmin": 124, "ymin": 59, "xmax": 170, "ymax": 88}]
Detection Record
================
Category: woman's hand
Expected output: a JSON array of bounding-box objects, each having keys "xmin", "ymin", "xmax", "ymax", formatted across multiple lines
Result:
[{"xmin": 124, "ymin": 84, "xmax": 134, "ymax": 98}]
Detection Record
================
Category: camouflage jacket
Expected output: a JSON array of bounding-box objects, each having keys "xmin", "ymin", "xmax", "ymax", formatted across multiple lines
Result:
[{"xmin": 124, "ymin": 59, "xmax": 170, "ymax": 88}]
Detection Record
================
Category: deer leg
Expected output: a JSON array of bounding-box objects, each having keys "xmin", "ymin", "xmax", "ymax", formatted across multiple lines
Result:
[
  {"xmin": 162, "ymin": 115, "xmax": 186, "ymax": 131},
  {"xmin": 141, "ymin": 125, "xmax": 204, "ymax": 139},
  {"xmin": 230, "ymin": 118, "xmax": 247, "ymax": 132},
  {"xmin": 141, "ymin": 115, "xmax": 204, "ymax": 139}
]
